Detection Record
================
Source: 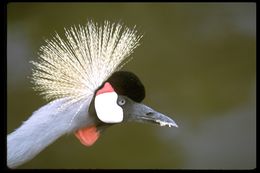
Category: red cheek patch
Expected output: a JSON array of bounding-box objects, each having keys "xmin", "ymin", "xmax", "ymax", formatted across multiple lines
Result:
[
  {"xmin": 74, "ymin": 125, "xmax": 100, "ymax": 147},
  {"xmin": 96, "ymin": 82, "xmax": 114, "ymax": 95}
]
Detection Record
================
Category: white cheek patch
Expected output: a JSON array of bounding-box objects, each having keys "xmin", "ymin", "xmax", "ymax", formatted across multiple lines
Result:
[{"xmin": 95, "ymin": 92, "xmax": 124, "ymax": 123}]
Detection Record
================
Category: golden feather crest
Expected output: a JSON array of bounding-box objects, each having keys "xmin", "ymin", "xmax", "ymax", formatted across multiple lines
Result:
[{"xmin": 30, "ymin": 20, "xmax": 142, "ymax": 102}]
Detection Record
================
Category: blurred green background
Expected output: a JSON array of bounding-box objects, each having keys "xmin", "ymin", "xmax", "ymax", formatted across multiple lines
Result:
[{"xmin": 7, "ymin": 3, "xmax": 256, "ymax": 169}]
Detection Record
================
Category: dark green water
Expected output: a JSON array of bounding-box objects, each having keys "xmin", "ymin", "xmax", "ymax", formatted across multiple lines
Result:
[{"xmin": 7, "ymin": 3, "xmax": 256, "ymax": 169}]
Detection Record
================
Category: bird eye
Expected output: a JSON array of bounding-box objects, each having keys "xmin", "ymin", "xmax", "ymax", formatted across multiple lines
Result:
[{"xmin": 118, "ymin": 98, "xmax": 126, "ymax": 106}]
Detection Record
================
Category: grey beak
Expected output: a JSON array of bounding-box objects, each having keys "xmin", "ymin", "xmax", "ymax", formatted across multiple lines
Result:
[{"xmin": 127, "ymin": 102, "xmax": 178, "ymax": 128}]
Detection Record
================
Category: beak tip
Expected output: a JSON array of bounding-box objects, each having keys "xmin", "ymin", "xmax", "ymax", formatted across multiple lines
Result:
[
  {"xmin": 172, "ymin": 123, "xmax": 178, "ymax": 128},
  {"xmin": 155, "ymin": 119, "xmax": 178, "ymax": 128},
  {"xmin": 168, "ymin": 123, "xmax": 178, "ymax": 128}
]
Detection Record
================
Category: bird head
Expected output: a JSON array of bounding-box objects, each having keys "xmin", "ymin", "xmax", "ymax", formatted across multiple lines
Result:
[
  {"xmin": 29, "ymin": 20, "xmax": 178, "ymax": 149},
  {"xmin": 75, "ymin": 71, "xmax": 178, "ymax": 147}
]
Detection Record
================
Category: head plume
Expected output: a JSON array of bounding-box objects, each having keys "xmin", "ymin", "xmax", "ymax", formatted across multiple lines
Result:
[{"xmin": 30, "ymin": 20, "xmax": 143, "ymax": 104}]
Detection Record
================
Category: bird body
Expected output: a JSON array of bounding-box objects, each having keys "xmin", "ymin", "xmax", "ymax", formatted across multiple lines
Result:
[{"xmin": 7, "ymin": 20, "xmax": 177, "ymax": 168}]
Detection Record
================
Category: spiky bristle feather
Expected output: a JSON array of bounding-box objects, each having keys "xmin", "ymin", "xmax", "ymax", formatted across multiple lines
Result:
[{"xmin": 30, "ymin": 20, "xmax": 142, "ymax": 103}]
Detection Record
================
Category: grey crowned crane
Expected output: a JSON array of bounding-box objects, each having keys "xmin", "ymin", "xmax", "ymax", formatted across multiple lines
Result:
[{"xmin": 7, "ymin": 20, "xmax": 178, "ymax": 168}]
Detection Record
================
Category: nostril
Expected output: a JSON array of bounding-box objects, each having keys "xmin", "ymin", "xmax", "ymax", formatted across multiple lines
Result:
[{"xmin": 146, "ymin": 112, "xmax": 153, "ymax": 115}]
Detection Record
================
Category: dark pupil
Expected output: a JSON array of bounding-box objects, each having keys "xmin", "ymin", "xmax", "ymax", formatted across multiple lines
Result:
[{"xmin": 119, "ymin": 99, "xmax": 125, "ymax": 105}]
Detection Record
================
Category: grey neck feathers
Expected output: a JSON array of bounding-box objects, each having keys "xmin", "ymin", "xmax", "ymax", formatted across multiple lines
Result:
[{"xmin": 7, "ymin": 97, "xmax": 92, "ymax": 168}]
